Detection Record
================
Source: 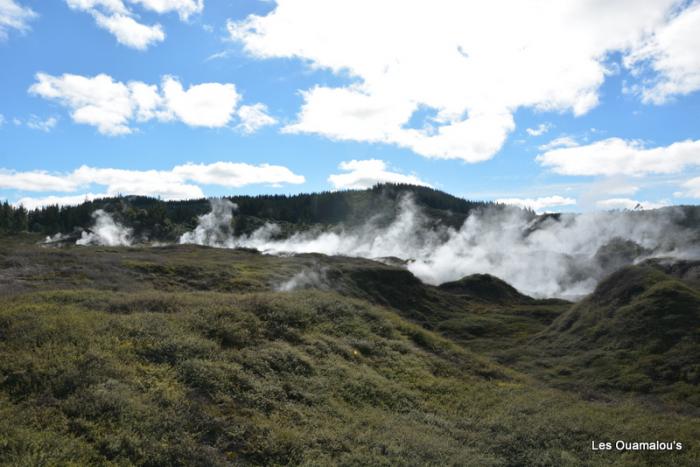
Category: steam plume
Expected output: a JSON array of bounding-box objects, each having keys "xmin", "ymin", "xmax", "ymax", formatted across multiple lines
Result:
[
  {"xmin": 180, "ymin": 197, "xmax": 699, "ymax": 298},
  {"xmin": 276, "ymin": 265, "xmax": 329, "ymax": 292},
  {"xmin": 179, "ymin": 199, "xmax": 238, "ymax": 246},
  {"xmin": 76, "ymin": 210, "xmax": 133, "ymax": 246}
]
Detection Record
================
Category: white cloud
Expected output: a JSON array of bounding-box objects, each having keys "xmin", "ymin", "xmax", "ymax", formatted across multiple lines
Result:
[
  {"xmin": 0, "ymin": 113, "xmax": 4, "ymax": 126},
  {"xmin": 537, "ymin": 137, "xmax": 700, "ymax": 176},
  {"xmin": 130, "ymin": 0, "xmax": 203, "ymax": 20},
  {"xmin": 172, "ymin": 162, "xmax": 304, "ymax": 187},
  {"xmin": 526, "ymin": 123, "xmax": 552, "ymax": 137},
  {"xmin": 596, "ymin": 198, "xmax": 668, "ymax": 210},
  {"xmin": 70, "ymin": 166, "xmax": 204, "ymax": 199},
  {"xmin": 237, "ymin": 103, "xmax": 277, "ymax": 134},
  {"xmin": 0, "ymin": 0, "xmax": 36, "ymax": 40},
  {"xmin": 127, "ymin": 81, "xmax": 168, "ymax": 121},
  {"xmin": 229, "ymin": 0, "xmax": 681, "ymax": 161},
  {"xmin": 538, "ymin": 136, "xmax": 579, "ymax": 151},
  {"xmin": 26, "ymin": 115, "xmax": 58, "ymax": 132},
  {"xmin": 585, "ymin": 177, "xmax": 640, "ymax": 196},
  {"xmin": 575, "ymin": 177, "xmax": 644, "ymax": 211},
  {"xmin": 1, "ymin": 162, "xmax": 306, "ymax": 205},
  {"xmin": 162, "ymin": 76, "xmax": 239, "ymax": 127},
  {"xmin": 624, "ymin": 2, "xmax": 700, "ymax": 104},
  {"xmin": 496, "ymin": 195, "xmax": 576, "ymax": 213},
  {"xmin": 66, "ymin": 0, "xmax": 129, "ymax": 16},
  {"xmin": 14, "ymin": 193, "xmax": 104, "ymax": 210},
  {"xmin": 29, "ymin": 73, "xmax": 135, "ymax": 135},
  {"xmin": 65, "ymin": 0, "xmax": 203, "ymax": 49},
  {"xmin": 29, "ymin": 73, "xmax": 267, "ymax": 135},
  {"xmin": 0, "ymin": 169, "xmax": 79, "ymax": 192},
  {"xmin": 328, "ymin": 159, "xmax": 431, "ymax": 190},
  {"xmin": 92, "ymin": 11, "xmax": 165, "ymax": 50},
  {"xmin": 675, "ymin": 177, "xmax": 700, "ymax": 198},
  {"xmin": 280, "ymin": 87, "xmax": 515, "ymax": 162}
]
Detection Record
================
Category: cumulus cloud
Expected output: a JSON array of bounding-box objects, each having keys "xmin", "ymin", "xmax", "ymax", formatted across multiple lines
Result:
[
  {"xmin": 536, "ymin": 137, "xmax": 700, "ymax": 176},
  {"xmin": 29, "ymin": 73, "xmax": 268, "ymax": 135},
  {"xmin": 237, "ymin": 103, "xmax": 277, "ymax": 134},
  {"xmin": 496, "ymin": 195, "xmax": 576, "ymax": 213},
  {"xmin": 596, "ymin": 198, "xmax": 669, "ymax": 210},
  {"xmin": 92, "ymin": 11, "xmax": 165, "ymax": 49},
  {"xmin": 29, "ymin": 73, "xmax": 138, "ymax": 135},
  {"xmin": 0, "ymin": 0, "xmax": 36, "ymax": 40},
  {"xmin": 229, "ymin": 0, "xmax": 684, "ymax": 161},
  {"xmin": 328, "ymin": 159, "xmax": 431, "ymax": 190},
  {"xmin": 65, "ymin": 0, "xmax": 203, "ymax": 49},
  {"xmin": 526, "ymin": 123, "xmax": 552, "ymax": 137},
  {"xmin": 161, "ymin": 76, "xmax": 239, "ymax": 127},
  {"xmin": 624, "ymin": 2, "xmax": 700, "ymax": 103},
  {"xmin": 4, "ymin": 162, "xmax": 306, "ymax": 208}
]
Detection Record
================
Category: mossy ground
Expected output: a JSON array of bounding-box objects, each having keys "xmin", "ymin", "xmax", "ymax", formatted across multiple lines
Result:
[
  {"xmin": 502, "ymin": 263, "xmax": 700, "ymax": 410},
  {"xmin": 0, "ymin": 237, "xmax": 698, "ymax": 465}
]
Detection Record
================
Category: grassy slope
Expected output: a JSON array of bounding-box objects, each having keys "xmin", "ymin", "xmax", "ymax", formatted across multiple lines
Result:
[
  {"xmin": 0, "ymin": 237, "xmax": 699, "ymax": 465},
  {"xmin": 503, "ymin": 262, "xmax": 700, "ymax": 409}
]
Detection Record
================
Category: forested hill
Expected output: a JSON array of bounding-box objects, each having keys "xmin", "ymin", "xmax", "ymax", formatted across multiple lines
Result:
[{"xmin": 0, "ymin": 184, "xmax": 510, "ymax": 239}]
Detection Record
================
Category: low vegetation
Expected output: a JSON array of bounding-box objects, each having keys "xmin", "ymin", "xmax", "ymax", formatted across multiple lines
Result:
[
  {"xmin": 1, "ymin": 236, "xmax": 699, "ymax": 465},
  {"xmin": 502, "ymin": 261, "xmax": 700, "ymax": 409}
]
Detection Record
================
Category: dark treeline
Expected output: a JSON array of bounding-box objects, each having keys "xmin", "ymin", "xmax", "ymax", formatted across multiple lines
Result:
[
  {"xmin": 230, "ymin": 183, "xmax": 502, "ymax": 225},
  {"xmin": 0, "ymin": 202, "xmax": 28, "ymax": 232},
  {"xmin": 4, "ymin": 183, "xmax": 698, "ymax": 242},
  {"xmin": 2, "ymin": 184, "xmax": 512, "ymax": 238}
]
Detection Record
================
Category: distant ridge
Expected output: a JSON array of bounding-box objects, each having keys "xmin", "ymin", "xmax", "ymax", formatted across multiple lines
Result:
[{"xmin": 3, "ymin": 184, "xmax": 509, "ymax": 239}]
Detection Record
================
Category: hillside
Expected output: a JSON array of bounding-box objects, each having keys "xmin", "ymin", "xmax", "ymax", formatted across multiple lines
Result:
[
  {"xmin": 1, "ymin": 236, "xmax": 699, "ymax": 465},
  {"xmin": 438, "ymin": 274, "xmax": 534, "ymax": 305},
  {"xmin": 2, "ymin": 188, "xmax": 700, "ymax": 464},
  {"xmin": 502, "ymin": 261, "xmax": 700, "ymax": 408}
]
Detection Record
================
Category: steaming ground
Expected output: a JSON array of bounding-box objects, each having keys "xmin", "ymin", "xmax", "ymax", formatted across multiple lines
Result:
[
  {"xmin": 67, "ymin": 198, "xmax": 699, "ymax": 299},
  {"xmin": 45, "ymin": 210, "xmax": 134, "ymax": 247},
  {"xmin": 275, "ymin": 265, "xmax": 330, "ymax": 292},
  {"xmin": 77, "ymin": 210, "xmax": 133, "ymax": 246}
]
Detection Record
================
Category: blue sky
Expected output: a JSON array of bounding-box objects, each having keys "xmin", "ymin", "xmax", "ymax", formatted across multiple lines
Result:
[{"xmin": 1, "ymin": 0, "xmax": 699, "ymax": 212}]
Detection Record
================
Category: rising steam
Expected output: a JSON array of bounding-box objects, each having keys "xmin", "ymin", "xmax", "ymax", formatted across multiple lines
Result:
[
  {"xmin": 179, "ymin": 199, "xmax": 238, "ymax": 246},
  {"xmin": 76, "ymin": 210, "xmax": 133, "ymax": 247},
  {"xmin": 276, "ymin": 265, "xmax": 330, "ymax": 292},
  {"xmin": 179, "ymin": 197, "xmax": 699, "ymax": 299}
]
